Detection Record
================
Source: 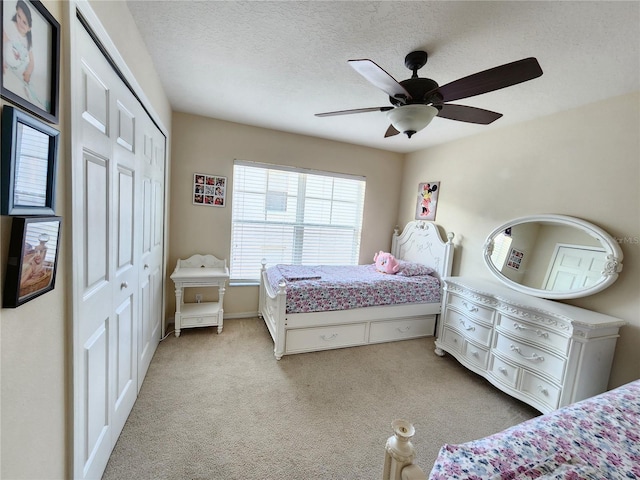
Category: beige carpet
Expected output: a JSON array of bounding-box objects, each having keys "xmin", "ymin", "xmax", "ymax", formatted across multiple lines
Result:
[{"xmin": 102, "ymin": 317, "xmax": 539, "ymax": 479}]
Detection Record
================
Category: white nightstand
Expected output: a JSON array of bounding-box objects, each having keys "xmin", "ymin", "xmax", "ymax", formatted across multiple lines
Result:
[{"xmin": 170, "ymin": 254, "xmax": 229, "ymax": 337}]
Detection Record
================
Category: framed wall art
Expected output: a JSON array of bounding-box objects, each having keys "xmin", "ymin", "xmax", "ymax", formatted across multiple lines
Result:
[
  {"xmin": 1, "ymin": 0, "xmax": 60, "ymax": 124},
  {"xmin": 415, "ymin": 181, "xmax": 440, "ymax": 221},
  {"xmin": 1, "ymin": 105, "xmax": 59, "ymax": 215},
  {"xmin": 193, "ymin": 173, "xmax": 226, "ymax": 207},
  {"xmin": 3, "ymin": 215, "xmax": 62, "ymax": 307},
  {"xmin": 507, "ymin": 247, "xmax": 524, "ymax": 270}
]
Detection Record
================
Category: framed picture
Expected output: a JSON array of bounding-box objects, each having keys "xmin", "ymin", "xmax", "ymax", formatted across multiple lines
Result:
[
  {"xmin": 193, "ymin": 173, "xmax": 226, "ymax": 207},
  {"xmin": 1, "ymin": 105, "xmax": 59, "ymax": 215},
  {"xmin": 3, "ymin": 215, "xmax": 62, "ymax": 307},
  {"xmin": 507, "ymin": 248, "xmax": 524, "ymax": 270},
  {"xmin": 1, "ymin": 0, "xmax": 60, "ymax": 124},
  {"xmin": 415, "ymin": 181, "xmax": 440, "ymax": 221}
]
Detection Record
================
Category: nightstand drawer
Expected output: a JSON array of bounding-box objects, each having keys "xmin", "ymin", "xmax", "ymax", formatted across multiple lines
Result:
[{"xmin": 181, "ymin": 315, "xmax": 218, "ymax": 328}]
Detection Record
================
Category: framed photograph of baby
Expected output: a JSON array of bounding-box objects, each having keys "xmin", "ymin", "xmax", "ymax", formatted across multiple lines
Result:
[
  {"xmin": 1, "ymin": 0, "xmax": 60, "ymax": 124},
  {"xmin": 3, "ymin": 215, "xmax": 62, "ymax": 308}
]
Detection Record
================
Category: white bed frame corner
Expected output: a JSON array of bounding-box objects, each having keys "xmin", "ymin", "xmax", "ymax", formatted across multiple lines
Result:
[{"xmin": 259, "ymin": 221, "xmax": 455, "ymax": 360}]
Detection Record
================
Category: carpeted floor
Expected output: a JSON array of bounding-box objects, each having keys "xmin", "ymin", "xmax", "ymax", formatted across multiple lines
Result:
[{"xmin": 102, "ymin": 317, "xmax": 539, "ymax": 479}]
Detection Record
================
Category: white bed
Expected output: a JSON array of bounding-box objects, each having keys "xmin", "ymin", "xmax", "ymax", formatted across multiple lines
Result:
[{"xmin": 259, "ymin": 221, "xmax": 455, "ymax": 359}]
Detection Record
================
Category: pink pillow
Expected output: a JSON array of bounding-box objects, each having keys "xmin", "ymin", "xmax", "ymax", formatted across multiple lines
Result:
[{"xmin": 396, "ymin": 261, "xmax": 436, "ymax": 277}]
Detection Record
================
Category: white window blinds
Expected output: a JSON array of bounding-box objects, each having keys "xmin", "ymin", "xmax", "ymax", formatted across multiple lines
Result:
[{"xmin": 231, "ymin": 160, "xmax": 366, "ymax": 281}]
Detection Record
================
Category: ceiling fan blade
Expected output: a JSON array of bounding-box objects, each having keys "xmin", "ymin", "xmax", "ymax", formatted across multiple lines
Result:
[
  {"xmin": 315, "ymin": 106, "xmax": 392, "ymax": 117},
  {"xmin": 348, "ymin": 59, "xmax": 412, "ymax": 102},
  {"xmin": 436, "ymin": 104, "xmax": 503, "ymax": 124},
  {"xmin": 431, "ymin": 57, "xmax": 543, "ymax": 103},
  {"xmin": 384, "ymin": 124, "xmax": 400, "ymax": 137}
]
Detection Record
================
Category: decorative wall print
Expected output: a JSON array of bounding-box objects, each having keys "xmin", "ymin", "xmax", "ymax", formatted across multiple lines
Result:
[
  {"xmin": 415, "ymin": 181, "xmax": 440, "ymax": 221},
  {"xmin": 1, "ymin": 0, "xmax": 60, "ymax": 123},
  {"xmin": 1, "ymin": 105, "xmax": 59, "ymax": 215},
  {"xmin": 3, "ymin": 215, "xmax": 62, "ymax": 307},
  {"xmin": 193, "ymin": 173, "xmax": 226, "ymax": 207},
  {"xmin": 507, "ymin": 247, "xmax": 524, "ymax": 270}
]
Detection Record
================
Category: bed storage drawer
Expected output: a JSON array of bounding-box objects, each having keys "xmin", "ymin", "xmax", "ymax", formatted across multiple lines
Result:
[
  {"xmin": 369, "ymin": 316, "xmax": 435, "ymax": 343},
  {"xmin": 285, "ymin": 323, "xmax": 367, "ymax": 353}
]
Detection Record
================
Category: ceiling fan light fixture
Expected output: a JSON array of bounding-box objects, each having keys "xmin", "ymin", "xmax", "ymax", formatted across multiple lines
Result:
[{"xmin": 387, "ymin": 105, "xmax": 438, "ymax": 138}]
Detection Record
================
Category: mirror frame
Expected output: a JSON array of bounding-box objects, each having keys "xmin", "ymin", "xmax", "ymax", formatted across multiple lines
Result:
[{"xmin": 483, "ymin": 214, "xmax": 623, "ymax": 299}]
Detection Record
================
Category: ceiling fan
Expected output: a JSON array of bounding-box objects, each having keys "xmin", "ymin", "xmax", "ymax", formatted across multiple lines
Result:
[{"xmin": 315, "ymin": 51, "xmax": 543, "ymax": 138}]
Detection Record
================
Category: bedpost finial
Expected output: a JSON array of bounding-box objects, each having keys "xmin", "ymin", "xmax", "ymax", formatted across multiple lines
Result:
[
  {"xmin": 447, "ymin": 232, "xmax": 454, "ymax": 243},
  {"xmin": 394, "ymin": 225, "xmax": 400, "ymax": 236}
]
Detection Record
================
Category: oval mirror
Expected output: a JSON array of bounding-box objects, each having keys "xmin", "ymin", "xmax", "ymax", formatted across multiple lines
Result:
[{"xmin": 483, "ymin": 214, "xmax": 623, "ymax": 299}]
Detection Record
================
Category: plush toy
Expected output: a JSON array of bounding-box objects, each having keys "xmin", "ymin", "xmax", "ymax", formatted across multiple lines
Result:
[{"xmin": 374, "ymin": 251, "xmax": 400, "ymax": 274}]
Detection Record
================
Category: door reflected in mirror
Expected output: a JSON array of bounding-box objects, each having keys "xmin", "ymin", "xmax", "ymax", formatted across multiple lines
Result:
[{"xmin": 484, "ymin": 215, "xmax": 623, "ymax": 299}]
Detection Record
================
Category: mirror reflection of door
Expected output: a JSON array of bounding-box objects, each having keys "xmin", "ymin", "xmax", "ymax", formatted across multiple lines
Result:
[{"xmin": 543, "ymin": 244, "xmax": 607, "ymax": 292}]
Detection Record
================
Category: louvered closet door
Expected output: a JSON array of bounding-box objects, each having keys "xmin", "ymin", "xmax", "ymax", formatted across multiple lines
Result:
[{"xmin": 72, "ymin": 18, "xmax": 165, "ymax": 480}]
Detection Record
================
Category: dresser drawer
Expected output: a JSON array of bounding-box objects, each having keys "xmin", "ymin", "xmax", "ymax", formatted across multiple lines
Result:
[
  {"xmin": 496, "ymin": 314, "xmax": 569, "ymax": 355},
  {"xmin": 493, "ymin": 332, "xmax": 566, "ymax": 383},
  {"xmin": 369, "ymin": 316, "xmax": 435, "ymax": 343},
  {"xmin": 488, "ymin": 354, "xmax": 519, "ymax": 388},
  {"xmin": 440, "ymin": 326, "xmax": 464, "ymax": 354},
  {"xmin": 446, "ymin": 293, "xmax": 494, "ymax": 323},
  {"xmin": 521, "ymin": 370, "xmax": 561, "ymax": 411},
  {"xmin": 286, "ymin": 323, "xmax": 367, "ymax": 353},
  {"xmin": 462, "ymin": 342, "xmax": 490, "ymax": 370},
  {"xmin": 443, "ymin": 309, "xmax": 493, "ymax": 347},
  {"xmin": 441, "ymin": 327, "xmax": 489, "ymax": 370}
]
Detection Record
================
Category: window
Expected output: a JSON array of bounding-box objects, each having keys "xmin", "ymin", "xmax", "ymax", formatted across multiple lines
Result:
[{"xmin": 231, "ymin": 160, "xmax": 366, "ymax": 281}]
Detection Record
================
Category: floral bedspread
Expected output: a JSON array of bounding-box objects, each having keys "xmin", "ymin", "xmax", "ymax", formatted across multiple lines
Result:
[
  {"xmin": 428, "ymin": 380, "xmax": 640, "ymax": 480},
  {"xmin": 265, "ymin": 264, "xmax": 441, "ymax": 313}
]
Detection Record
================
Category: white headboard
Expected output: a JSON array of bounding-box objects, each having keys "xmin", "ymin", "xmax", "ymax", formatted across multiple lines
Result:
[{"xmin": 391, "ymin": 221, "xmax": 455, "ymax": 279}]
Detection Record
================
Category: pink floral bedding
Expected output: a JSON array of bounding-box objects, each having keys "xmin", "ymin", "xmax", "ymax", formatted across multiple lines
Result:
[
  {"xmin": 265, "ymin": 264, "xmax": 441, "ymax": 313},
  {"xmin": 428, "ymin": 380, "xmax": 640, "ymax": 480}
]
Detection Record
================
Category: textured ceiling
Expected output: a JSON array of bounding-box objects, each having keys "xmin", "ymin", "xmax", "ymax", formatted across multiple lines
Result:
[{"xmin": 126, "ymin": 1, "xmax": 640, "ymax": 154}]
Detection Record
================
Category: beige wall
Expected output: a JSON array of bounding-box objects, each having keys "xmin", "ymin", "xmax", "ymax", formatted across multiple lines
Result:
[
  {"xmin": 0, "ymin": 1, "xmax": 171, "ymax": 478},
  {"xmin": 398, "ymin": 91, "xmax": 640, "ymax": 388},
  {"xmin": 168, "ymin": 112, "xmax": 403, "ymax": 317}
]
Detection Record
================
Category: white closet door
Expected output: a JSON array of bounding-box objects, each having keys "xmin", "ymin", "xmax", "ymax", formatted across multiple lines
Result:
[
  {"xmin": 71, "ymin": 14, "xmax": 165, "ymax": 479},
  {"xmin": 138, "ymin": 121, "xmax": 164, "ymax": 383}
]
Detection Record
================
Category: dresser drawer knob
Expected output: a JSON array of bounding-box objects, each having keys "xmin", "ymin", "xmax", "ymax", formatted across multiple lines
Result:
[
  {"xmin": 510, "ymin": 344, "xmax": 544, "ymax": 362},
  {"xmin": 498, "ymin": 367, "xmax": 508, "ymax": 375},
  {"xmin": 537, "ymin": 385, "xmax": 549, "ymax": 396},
  {"xmin": 320, "ymin": 333, "xmax": 338, "ymax": 341},
  {"xmin": 470, "ymin": 350, "xmax": 479, "ymax": 358},
  {"xmin": 513, "ymin": 323, "xmax": 549, "ymax": 339},
  {"xmin": 458, "ymin": 319, "xmax": 476, "ymax": 331},
  {"xmin": 462, "ymin": 301, "xmax": 479, "ymax": 313}
]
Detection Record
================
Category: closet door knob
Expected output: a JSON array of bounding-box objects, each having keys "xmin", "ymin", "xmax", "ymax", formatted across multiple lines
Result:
[{"xmin": 120, "ymin": 281, "xmax": 128, "ymax": 289}]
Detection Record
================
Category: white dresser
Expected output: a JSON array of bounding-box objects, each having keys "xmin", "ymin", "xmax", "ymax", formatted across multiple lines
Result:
[
  {"xmin": 170, "ymin": 254, "xmax": 229, "ymax": 337},
  {"xmin": 435, "ymin": 276, "xmax": 626, "ymax": 413}
]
